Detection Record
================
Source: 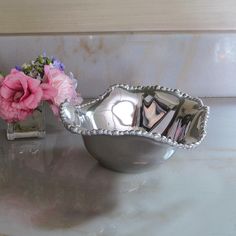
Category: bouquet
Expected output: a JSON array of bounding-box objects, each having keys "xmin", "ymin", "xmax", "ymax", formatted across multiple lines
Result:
[{"xmin": 0, "ymin": 54, "xmax": 82, "ymax": 123}]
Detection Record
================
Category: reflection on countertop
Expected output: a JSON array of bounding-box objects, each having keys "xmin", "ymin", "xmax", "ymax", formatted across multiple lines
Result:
[
  {"xmin": 0, "ymin": 111, "xmax": 118, "ymax": 230},
  {"xmin": 0, "ymin": 98, "xmax": 235, "ymax": 236}
]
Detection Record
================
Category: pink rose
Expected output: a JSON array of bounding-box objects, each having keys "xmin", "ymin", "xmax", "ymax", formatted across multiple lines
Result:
[
  {"xmin": 0, "ymin": 69, "xmax": 43, "ymax": 122},
  {"xmin": 43, "ymin": 65, "xmax": 82, "ymax": 115}
]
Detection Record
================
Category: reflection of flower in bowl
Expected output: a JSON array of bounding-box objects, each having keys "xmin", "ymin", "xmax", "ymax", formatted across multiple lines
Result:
[{"xmin": 60, "ymin": 84, "xmax": 209, "ymax": 173}]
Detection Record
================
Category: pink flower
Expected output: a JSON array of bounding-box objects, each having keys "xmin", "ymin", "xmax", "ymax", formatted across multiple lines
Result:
[
  {"xmin": 0, "ymin": 69, "xmax": 43, "ymax": 122},
  {"xmin": 43, "ymin": 65, "xmax": 82, "ymax": 115}
]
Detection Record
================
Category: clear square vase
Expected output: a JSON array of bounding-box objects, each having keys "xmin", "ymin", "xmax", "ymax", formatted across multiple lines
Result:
[{"xmin": 7, "ymin": 103, "xmax": 46, "ymax": 140}]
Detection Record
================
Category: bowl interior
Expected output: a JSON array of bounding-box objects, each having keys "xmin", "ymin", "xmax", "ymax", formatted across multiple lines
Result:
[{"xmin": 63, "ymin": 86, "xmax": 208, "ymax": 145}]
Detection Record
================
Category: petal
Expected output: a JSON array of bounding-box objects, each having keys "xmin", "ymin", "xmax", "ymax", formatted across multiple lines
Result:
[
  {"xmin": 11, "ymin": 102, "xmax": 24, "ymax": 109},
  {"xmin": 19, "ymin": 89, "xmax": 30, "ymax": 102},
  {"xmin": 0, "ymin": 86, "xmax": 15, "ymax": 99},
  {"xmin": 10, "ymin": 68, "xmax": 21, "ymax": 74},
  {"xmin": 4, "ymin": 76, "xmax": 22, "ymax": 90},
  {"xmin": 28, "ymin": 77, "xmax": 40, "ymax": 92},
  {"xmin": 40, "ymin": 83, "xmax": 57, "ymax": 101},
  {"xmin": 44, "ymin": 65, "xmax": 65, "ymax": 82},
  {"xmin": 23, "ymin": 94, "xmax": 36, "ymax": 109},
  {"xmin": 44, "ymin": 65, "xmax": 51, "ymax": 76},
  {"xmin": 19, "ymin": 75, "xmax": 28, "ymax": 94},
  {"xmin": 33, "ymin": 88, "xmax": 43, "ymax": 104},
  {"xmin": 18, "ymin": 78, "xmax": 29, "ymax": 102},
  {"xmin": 23, "ymin": 89, "xmax": 43, "ymax": 109},
  {"xmin": 0, "ymin": 95, "xmax": 32, "ymax": 122}
]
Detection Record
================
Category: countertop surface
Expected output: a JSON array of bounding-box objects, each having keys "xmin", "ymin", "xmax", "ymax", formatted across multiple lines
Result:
[{"xmin": 0, "ymin": 98, "xmax": 235, "ymax": 236}]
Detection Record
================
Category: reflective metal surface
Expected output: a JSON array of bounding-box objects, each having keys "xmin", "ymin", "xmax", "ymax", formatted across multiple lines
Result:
[{"xmin": 60, "ymin": 84, "xmax": 209, "ymax": 172}]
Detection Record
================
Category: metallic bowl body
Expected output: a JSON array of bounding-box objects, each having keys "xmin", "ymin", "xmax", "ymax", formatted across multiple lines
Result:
[{"xmin": 60, "ymin": 84, "xmax": 209, "ymax": 173}]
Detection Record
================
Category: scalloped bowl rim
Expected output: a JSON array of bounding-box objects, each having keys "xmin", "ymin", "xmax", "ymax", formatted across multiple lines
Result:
[{"xmin": 60, "ymin": 84, "xmax": 210, "ymax": 150}]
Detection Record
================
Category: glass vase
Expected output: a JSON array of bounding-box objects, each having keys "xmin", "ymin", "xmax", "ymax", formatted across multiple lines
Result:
[{"xmin": 7, "ymin": 103, "xmax": 46, "ymax": 140}]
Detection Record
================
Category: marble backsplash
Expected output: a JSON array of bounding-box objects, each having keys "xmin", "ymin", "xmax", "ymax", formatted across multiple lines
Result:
[{"xmin": 0, "ymin": 33, "xmax": 235, "ymax": 97}]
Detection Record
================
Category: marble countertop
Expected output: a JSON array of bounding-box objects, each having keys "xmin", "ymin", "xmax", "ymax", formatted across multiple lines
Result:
[{"xmin": 0, "ymin": 98, "xmax": 235, "ymax": 236}]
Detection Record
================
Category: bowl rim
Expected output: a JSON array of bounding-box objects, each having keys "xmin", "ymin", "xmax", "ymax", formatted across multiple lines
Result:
[{"xmin": 60, "ymin": 84, "xmax": 210, "ymax": 149}]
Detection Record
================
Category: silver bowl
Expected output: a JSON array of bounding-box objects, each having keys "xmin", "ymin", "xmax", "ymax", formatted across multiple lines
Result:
[{"xmin": 60, "ymin": 84, "xmax": 209, "ymax": 173}]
